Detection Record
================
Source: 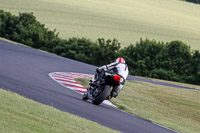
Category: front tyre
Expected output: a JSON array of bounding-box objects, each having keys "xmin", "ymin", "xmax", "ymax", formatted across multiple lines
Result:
[{"xmin": 92, "ymin": 85, "xmax": 111, "ymax": 105}]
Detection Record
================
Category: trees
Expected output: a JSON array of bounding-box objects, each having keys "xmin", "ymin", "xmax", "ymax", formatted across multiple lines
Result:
[
  {"xmin": 94, "ymin": 38, "xmax": 120, "ymax": 66},
  {"xmin": 190, "ymin": 50, "xmax": 200, "ymax": 84},
  {"xmin": 155, "ymin": 41, "xmax": 191, "ymax": 76},
  {"xmin": 0, "ymin": 10, "xmax": 59, "ymax": 49},
  {"xmin": 120, "ymin": 39, "xmax": 164, "ymax": 76},
  {"xmin": 186, "ymin": 0, "xmax": 200, "ymax": 4},
  {"xmin": 120, "ymin": 39, "xmax": 200, "ymax": 85}
]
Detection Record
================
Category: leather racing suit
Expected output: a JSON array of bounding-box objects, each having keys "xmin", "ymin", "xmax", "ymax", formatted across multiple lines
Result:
[{"xmin": 94, "ymin": 62, "xmax": 129, "ymax": 98}]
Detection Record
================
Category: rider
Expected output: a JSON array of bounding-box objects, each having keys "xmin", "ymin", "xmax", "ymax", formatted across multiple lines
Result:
[{"xmin": 91, "ymin": 57, "xmax": 129, "ymax": 99}]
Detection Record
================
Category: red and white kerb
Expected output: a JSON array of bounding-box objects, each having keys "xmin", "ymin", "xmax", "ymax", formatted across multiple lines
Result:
[
  {"xmin": 49, "ymin": 72, "xmax": 116, "ymax": 107},
  {"xmin": 49, "ymin": 72, "xmax": 93, "ymax": 95}
]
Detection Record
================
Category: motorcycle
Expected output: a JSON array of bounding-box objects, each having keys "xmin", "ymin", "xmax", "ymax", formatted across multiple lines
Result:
[{"xmin": 82, "ymin": 69, "xmax": 124, "ymax": 105}]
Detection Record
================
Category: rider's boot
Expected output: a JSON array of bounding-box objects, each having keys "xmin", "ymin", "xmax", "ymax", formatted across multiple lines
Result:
[
  {"xmin": 106, "ymin": 95, "xmax": 112, "ymax": 100},
  {"xmin": 111, "ymin": 87, "xmax": 120, "ymax": 98},
  {"xmin": 112, "ymin": 92, "xmax": 119, "ymax": 98}
]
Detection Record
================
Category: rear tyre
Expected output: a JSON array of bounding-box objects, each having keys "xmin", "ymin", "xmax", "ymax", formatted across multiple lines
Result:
[{"xmin": 92, "ymin": 85, "xmax": 111, "ymax": 105}]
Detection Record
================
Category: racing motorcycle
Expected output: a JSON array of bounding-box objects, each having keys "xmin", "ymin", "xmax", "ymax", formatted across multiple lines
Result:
[{"xmin": 82, "ymin": 69, "xmax": 124, "ymax": 105}]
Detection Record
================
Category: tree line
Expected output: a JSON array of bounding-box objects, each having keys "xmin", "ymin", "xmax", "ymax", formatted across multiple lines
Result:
[
  {"xmin": 0, "ymin": 10, "xmax": 199, "ymax": 85},
  {"xmin": 185, "ymin": 0, "xmax": 200, "ymax": 4}
]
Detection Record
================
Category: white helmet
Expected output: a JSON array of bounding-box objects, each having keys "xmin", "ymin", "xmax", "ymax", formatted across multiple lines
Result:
[{"xmin": 116, "ymin": 57, "xmax": 125, "ymax": 63}]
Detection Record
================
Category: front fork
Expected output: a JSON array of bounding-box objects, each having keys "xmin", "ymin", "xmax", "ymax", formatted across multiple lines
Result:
[
  {"xmin": 84, "ymin": 85, "xmax": 94, "ymax": 100},
  {"xmin": 87, "ymin": 85, "xmax": 103, "ymax": 100}
]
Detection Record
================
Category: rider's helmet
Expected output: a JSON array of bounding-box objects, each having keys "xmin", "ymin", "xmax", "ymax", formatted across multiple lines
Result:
[{"xmin": 116, "ymin": 57, "xmax": 125, "ymax": 63}]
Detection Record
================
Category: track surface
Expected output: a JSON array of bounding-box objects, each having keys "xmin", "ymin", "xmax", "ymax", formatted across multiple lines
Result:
[{"xmin": 0, "ymin": 40, "xmax": 177, "ymax": 133}]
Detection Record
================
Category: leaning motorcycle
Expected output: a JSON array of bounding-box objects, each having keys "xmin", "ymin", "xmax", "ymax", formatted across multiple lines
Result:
[{"xmin": 82, "ymin": 70, "xmax": 124, "ymax": 105}]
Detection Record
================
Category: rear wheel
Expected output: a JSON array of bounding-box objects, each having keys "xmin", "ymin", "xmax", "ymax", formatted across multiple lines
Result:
[{"xmin": 92, "ymin": 85, "xmax": 111, "ymax": 105}]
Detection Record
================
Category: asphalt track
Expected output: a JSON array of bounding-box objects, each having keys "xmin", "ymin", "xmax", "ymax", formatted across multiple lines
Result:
[{"xmin": 0, "ymin": 40, "xmax": 179, "ymax": 133}]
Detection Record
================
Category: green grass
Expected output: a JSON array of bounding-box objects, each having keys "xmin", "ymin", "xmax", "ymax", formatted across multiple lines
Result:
[
  {"xmin": 0, "ymin": 0, "xmax": 200, "ymax": 50},
  {"xmin": 76, "ymin": 78, "xmax": 200, "ymax": 133},
  {"xmin": 0, "ymin": 88, "xmax": 119, "ymax": 133}
]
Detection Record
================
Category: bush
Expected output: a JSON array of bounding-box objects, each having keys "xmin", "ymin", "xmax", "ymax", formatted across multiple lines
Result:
[
  {"xmin": 186, "ymin": 0, "xmax": 200, "ymax": 4},
  {"xmin": 0, "ymin": 10, "xmax": 59, "ymax": 50},
  {"xmin": 149, "ymin": 69, "xmax": 180, "ymax": 82},
  {"xmin": 120, "ymin": 39, "xmax": 200, "ymax": 85}
]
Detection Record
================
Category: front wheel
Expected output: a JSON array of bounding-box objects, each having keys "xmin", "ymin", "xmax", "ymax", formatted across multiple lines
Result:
[{"xmin": 92, "ymin": 85, "xmax": 111, "ymax": 105}]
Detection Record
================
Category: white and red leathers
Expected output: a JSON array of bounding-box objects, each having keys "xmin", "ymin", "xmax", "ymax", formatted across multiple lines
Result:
[{"xmin": 93, "ymin": 58, "xmax": 129, "ymax": 97}]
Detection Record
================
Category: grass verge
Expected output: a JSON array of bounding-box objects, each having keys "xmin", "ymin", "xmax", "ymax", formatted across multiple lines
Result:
[
  {"xmin": 0, "ymin": 0, "xmax": 200, "ymax": 49},
  {"xmin": 76, "ymin": 78, "xmax": 200, "ymax": 133},
  {"xmin": 0, "ymin": 37, "xmax": 25, "ymax": 46},
  {"xmin": 0, "ymin": 88, "xmax": 119, "ymax": 133}
]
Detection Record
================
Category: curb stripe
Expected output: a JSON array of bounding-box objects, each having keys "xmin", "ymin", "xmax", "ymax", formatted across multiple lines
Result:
[
  {"xmin": 55, "ymin": 78, "xmax": 78, "ymax": 84},
  {"xmin": 52, "ymin": 75, "xmax": 74, "ymax": 80},
  {"xmin": 62, "ymin": 83, "xmax": 87, "ymax": 89},
  {"xmin": 49, "ymin": 72, "xmax": 93, "ymax": 94}
]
